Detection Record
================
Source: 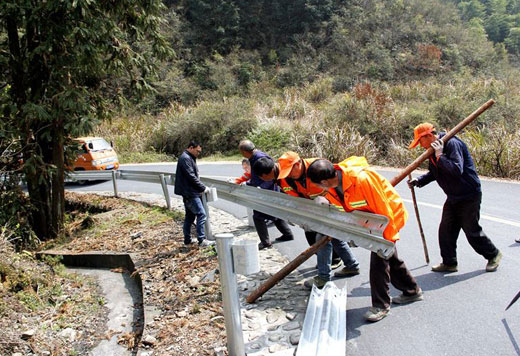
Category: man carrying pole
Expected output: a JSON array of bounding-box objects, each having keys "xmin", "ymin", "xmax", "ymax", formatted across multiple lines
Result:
[
  {"xmin": 408, "ymin": 123, "xmax": 502, "ymax": 273},
  {"xmin": 307, "ymin": 157, "xmax": 423, "ymax": 322}
]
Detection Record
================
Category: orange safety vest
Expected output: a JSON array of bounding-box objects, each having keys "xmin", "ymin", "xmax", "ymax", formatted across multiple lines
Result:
[
  {"xmin": 234, "ymin": 172, "xmax": 251, "ymax": 184},
  {"xmin": 278, "ymin": 158, "xmax": 325, "ymax": 199},
  {"xmin": 325, "ymin": 157, "xmax": 408, "ymax": 242}
]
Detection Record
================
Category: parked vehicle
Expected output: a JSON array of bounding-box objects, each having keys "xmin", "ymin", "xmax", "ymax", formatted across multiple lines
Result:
[{"xmin": 73, "ymin": 137, "xmax": 119, "ymax": 171}]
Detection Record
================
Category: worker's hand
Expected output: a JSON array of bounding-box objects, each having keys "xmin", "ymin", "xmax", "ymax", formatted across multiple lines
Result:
[
  {"xmin": 204, "ymin": 187, "xmax": 210, "ymax": 193},
  {"xmin": 431, "ymin": 139, "xmax": 444, "ymax": 158},
  {"xmin": 314, "ymin": 196, "xmax": 330, "ymax": 206},
  {"xmin": 407, "ymin": 178, "xmax": 418, "ymax": 189}
]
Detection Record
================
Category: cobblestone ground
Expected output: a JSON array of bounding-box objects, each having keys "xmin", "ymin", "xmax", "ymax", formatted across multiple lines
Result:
[{"xmin": 85, "ymin": 191, "xmax": 309, "ymax": 356}]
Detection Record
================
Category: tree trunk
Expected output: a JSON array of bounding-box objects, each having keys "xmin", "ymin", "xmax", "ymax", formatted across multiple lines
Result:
[
  {"xmin": 25, "ymin": 159, "xmax": 51, "ymax": 240},
  {"xmin": 50, "ymin": 120, "xmax": 65, "ymax": 237}
]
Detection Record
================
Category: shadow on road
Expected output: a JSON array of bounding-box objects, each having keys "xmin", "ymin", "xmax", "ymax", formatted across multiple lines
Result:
[
  {"xmin": 502, "ymin": 318, "xmax": 520, "ymax": 356},
  {"xmin": 414, "ymin": 269, "xmax": 486, "ymax": 292}
]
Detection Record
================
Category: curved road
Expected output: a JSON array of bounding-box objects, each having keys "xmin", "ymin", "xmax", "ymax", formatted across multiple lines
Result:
[{"xmin": 67, "ymin": 162, "xmax": 520, "ymax": 356}]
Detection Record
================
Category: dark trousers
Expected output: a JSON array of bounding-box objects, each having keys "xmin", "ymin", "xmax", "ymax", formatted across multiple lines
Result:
[
  {"xmin": 370, "ymin": 248, "xmax": 419, "ymax": 309},
  {"xmin": 182, "ymin": 196, "xmax": 207, "ymax": 244},
  {"xmin": 252, "ymin": 210, "xmax": 293, "ymax": 246},
  {"xmin": 439, "ymin": 193, "xmax": 498, "ymax": 265},
  {"xmin": 305, "ymin": 231, "xmax": 341, "ymax": 263}
]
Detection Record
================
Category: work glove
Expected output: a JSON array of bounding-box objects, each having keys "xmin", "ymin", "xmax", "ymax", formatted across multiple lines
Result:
[
  {"xmin": 431, "ymin": 139, "xmax": 444, "ymax": 159},
  {"xmin": 407, "ymin": 178, "xmax": 419, "ymax": 189},
  {"xmin": 204, "ymin": 187, "xmax": 210, "ymax": 193},
  {"xmin": 314, "ymin": 196, "xmax": 330, "ymax": 206}
]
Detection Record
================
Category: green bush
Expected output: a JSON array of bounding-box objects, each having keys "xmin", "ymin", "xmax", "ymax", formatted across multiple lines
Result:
[
  {"xmin": 289, "ymin": 119, "xmax": 378, "ymax": 163},
  {"xmin": 247, "ymin": 120, "xmax": 292, "ymax": 157},
  {"xmin": 150, "ymin": 98, "xmax": 257, "ymax": 156},
  {"xmin": 461, "ymin": 124, "xmax": 520, "ymax": 179}
]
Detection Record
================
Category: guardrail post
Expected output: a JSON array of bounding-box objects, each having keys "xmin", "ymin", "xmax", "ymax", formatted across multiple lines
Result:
[
  {"xmin": 112, "ymin": 170, "xmax": 118, "ymax": 198},
  {"xmin": 201, "ymin": 192, "xmax": 213, "ymax": 241},
  {"xmin": 159, "ymin": 174, "xmax": 171, "ymax": 210},
  {"xmin": 246, "ymin": 208, "xmax": 254, "ymax": 227},
  {"xmin": 215, "ymin": 233, "xmax": 246, "ymax": 356}
]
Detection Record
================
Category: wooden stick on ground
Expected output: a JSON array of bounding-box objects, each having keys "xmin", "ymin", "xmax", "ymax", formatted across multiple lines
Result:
[
  {"xmin": 408, "ymin": 173, "xmax": 430, "ymax": 264},
  {"xmin": 246, "ymin": 236, "xmax": 331, "ymax": 303}
]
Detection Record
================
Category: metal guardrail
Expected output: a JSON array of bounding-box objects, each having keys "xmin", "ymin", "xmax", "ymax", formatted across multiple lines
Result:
[
  {"xmin": 67, "ymin": 169, "xmax": 395, "ymax": 258},
  {"xmin": 296, "ymin": 283, "xmax": 347, "ymax": 356}
]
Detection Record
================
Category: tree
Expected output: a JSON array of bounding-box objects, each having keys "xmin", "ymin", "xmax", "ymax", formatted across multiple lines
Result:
[
  {"xmin": 0, "ymin": 0, "xmax": 172, "ymax": 240},
  {"xmin": 505, "ymin": 26, "xmax": 520, "ymax": 52}
]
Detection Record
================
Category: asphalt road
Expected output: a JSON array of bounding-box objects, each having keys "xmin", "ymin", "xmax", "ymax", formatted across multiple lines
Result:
[{"xmin": 67, "ymin": 162, "xmax": 520, "ymax": 356}]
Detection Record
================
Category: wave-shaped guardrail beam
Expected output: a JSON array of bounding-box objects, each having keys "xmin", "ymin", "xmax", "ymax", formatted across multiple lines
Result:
[{"xmin": 67, "ymin": 170, "xmax": 395, "ymax": 258}]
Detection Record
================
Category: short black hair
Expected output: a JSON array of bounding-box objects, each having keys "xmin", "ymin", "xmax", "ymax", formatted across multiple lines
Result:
[
  {"xmin": 188, "ymin": 140, "xmax": 202, "ymax": 148},
  {"xmin": 308, "ymin": 159, "xmax": 336, "ymax": 183},
  {"xmin": 252, "ymin": 157, "xmax": 274, "ymax": 176},
  {"xmin": 238, "ymin": 140, "xmax": 255, "ymax": 152},
  {"xmin": 241, "ymin": 158, "xmax": 250, "ymax": 165}
]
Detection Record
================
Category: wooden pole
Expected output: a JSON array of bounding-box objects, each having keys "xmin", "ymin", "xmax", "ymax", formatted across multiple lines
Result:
[
  {"xmin": 389, "ymin": 99, "xmax": 495, "ymax": 187},
  {"xmin": 246, "ymin": 236, "xmax": 331, "ymax": 303},
  {"xmin": 408, "ymin": 174, "xmax": 430, "ymax": 264}
]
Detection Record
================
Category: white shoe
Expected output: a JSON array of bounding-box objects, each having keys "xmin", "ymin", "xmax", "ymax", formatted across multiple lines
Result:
[{"xmin": 199, "ymin": 240, "xmax": 216, "ymax": 247}]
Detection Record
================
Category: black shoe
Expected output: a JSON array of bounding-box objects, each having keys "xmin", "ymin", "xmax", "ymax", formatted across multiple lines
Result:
[
  {"xmin": 275, "ymin": 235, "xmax": 294, "ymax": 242},
  {"xmin": 258, "ymin": 242, "xmax": 273, "ymax": 250}
]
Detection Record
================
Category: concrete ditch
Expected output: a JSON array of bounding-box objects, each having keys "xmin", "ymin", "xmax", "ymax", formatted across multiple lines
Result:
[{"xmin": 36, "ymin": 251, "xmax": 145, "ymax": 356}]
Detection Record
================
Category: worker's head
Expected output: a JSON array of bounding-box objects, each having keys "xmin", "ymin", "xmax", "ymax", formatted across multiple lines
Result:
[
  {"xmin": 278, "ymin": 151, "xmax": 303, "ymax": 180},
  {"xmin": 253, "ymin": 157, "xmax": 277, "ymax": 182},
  {"xmin": 241, "ymin": 158, "xmax": 251, "ymax": 174},
  {"xmin": 238, "ymin": 140, "xmax": 255, "ymax": 158},
  {"xmin": 307, "ymin": 159, "xmax": 339, "ymax": 189},
  {"xmin": 187, "ymin": 140, "xmax": 202, "ymax": 157},
  {"xmin": 409, "ymin": 123, "xmax": 438, "ymax": 150}
]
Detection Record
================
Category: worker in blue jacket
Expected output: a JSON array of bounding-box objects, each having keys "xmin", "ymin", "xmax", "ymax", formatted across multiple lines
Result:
[
  {"xmin": 408, "ymin": 123, "xmax": 502, "ymax": 272},
  {"xmin": 174, "ymin": 140, "xmax": 215, "ymax": 247},
  {"xmin": 238, "ymin": 140, "xmax": 293, "ymax": 249}
]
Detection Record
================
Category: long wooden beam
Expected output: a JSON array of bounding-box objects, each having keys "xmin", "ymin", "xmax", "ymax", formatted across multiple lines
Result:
[{"xmin": 389, "ymin": 99, "xmax": 495, "ymax": 187}]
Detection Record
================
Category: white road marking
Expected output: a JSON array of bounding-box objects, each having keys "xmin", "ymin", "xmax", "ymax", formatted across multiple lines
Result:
[{"xmin": 403, "ymin": 199, "xmax": 520, "ymax": 228}]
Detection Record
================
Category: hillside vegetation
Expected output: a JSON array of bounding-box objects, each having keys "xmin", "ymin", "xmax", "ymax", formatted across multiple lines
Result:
[{"xmin": 97, "ymin": 0, "xmax": 520, "ymax": 179}]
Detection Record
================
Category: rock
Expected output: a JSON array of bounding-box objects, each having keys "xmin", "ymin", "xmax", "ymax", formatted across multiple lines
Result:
[
  {"xmin": 214, "ymin": 346, "xmax": 227, "ymax": 356},
  {"xmin": 59, "ymin": 328, "xmax": 77, "ymax": 342},
  {"xmin": 289, "ymin": 332, "xmax": 300, "ymax": 345},
  {"xmin": 286, "ymin": 313, "xmax": 296, "ymax": 321},
  {"xmin": 282, "ymin": 321, "xmax": 300, "ymax": 331},
  {"xmin": 268, "ymin": 334, "xmax": 283, "ymax": 342},
  {"xmin": 130, "ymin": 231, "xmax": 143, "ymax": 239},
  {"xmin": 12, "ymin": 353, "xmax": 23, "ymax": 356},
  {"xmin": 20, "ymin": 329, "xmax": 36, "ymax": 340},
  {"xmin": 142, "ymin": 335, "xmax": 157, "ymax": 346},
  {"xmin": 268, "ymin": 344, "xmax": 287, "ymax": 353},
  {"xmin": 200, "ymin": 269, "xmax": 217, "ymax": 283}
]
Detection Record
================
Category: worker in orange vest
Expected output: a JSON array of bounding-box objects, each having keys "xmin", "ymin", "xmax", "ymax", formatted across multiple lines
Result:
[
  {"xmin": 253, "ymin": 152, "xmax": 358, "ymax": 280},
  {"xmin": 307, "ymin": 157, "xmax": 423, "ymax": 322}
]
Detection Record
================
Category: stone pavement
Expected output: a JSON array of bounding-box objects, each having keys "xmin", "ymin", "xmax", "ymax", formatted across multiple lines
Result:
[{"xmin": 235, "ymin": 235, "xmax": 309, "ymax": 356}]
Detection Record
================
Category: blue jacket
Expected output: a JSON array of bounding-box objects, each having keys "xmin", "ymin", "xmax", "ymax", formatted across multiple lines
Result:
[
  {"xmin": 416, "ymin": 133, "xmax": 481, "ymax": 201},
  {"xmin": 174, "ymin": 150, "xmax": 206, "ymax": 199},
  {"xmin": 246, "ymin": 150, "xmax": 279, "ymax": 192}
]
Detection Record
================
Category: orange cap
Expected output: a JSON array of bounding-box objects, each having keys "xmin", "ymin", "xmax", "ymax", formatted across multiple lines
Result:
[
  {"xmin": 409, "ymin": 123, "xmax": 435, "ymax": 149},
  {"xmin": 278, "ymin": 151, "xmax": 300, "ymax": 179}
]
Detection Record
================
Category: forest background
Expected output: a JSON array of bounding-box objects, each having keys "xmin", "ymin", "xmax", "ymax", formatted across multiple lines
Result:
[{"xmin": 2, "ymin": 0, "xmax": 520, "ymax": 244}]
